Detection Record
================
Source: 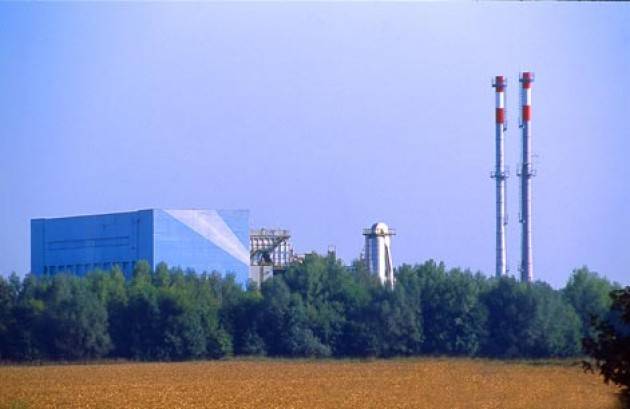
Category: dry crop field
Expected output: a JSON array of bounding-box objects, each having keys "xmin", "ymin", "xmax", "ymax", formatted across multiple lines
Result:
[{"xmin": 0, "ymin": 359, "xmax": 622, "ymax": 409}]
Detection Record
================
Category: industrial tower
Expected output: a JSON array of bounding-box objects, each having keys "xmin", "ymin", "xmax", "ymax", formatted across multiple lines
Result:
[
  {"xmin": 518, "ymin": 72, "xmax": 535, "ymax": 283},
  {"xmin": 491, "ymin": 75, "xmax": 509, "ymax": 278},
  {"xmin": 363, "ymin": 222, "xmax": 395, "ymax": 289}
]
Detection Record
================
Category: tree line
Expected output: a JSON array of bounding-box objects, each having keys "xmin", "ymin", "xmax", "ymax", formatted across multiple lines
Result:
[{"xmin": 0, "ymin": 254, "xmax": 622, "ymax": 361}]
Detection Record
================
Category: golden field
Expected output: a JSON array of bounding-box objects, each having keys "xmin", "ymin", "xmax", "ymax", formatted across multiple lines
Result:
[{"xmin": 0, "ymin": 359, "xmax": 622, "ymax": 409}]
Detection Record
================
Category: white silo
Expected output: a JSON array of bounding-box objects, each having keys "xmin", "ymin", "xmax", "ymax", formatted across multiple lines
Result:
[{"xmin": 363, "ymin": 222, "xmax": 396, "ymax": 288}]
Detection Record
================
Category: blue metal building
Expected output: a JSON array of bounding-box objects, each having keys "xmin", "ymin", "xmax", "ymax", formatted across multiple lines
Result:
[{"xmin": 31, "ymin": 209, "xmax": 250, "ymax": 283}]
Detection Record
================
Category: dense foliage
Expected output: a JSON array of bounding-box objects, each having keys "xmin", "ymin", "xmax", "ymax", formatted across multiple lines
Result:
[
  {"xmin": 583, "ymin": 287, "xmax": 630, "ymax": 407},
  {"xmin": 0, "ymin": 255, "xmax": 620, "ymax": 361}
]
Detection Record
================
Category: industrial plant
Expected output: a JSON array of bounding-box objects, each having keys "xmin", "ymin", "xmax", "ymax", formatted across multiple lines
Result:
[
  {"xmin": 30, "ymin": 210, "xmax": 397, "ymax": 287},
  {"xmin": 30, "ymin": 73, "xmax": 538, "ymax": 286}
]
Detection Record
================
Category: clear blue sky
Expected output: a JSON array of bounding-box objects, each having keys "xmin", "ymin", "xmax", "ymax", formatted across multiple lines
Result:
[{"xmin": 1, "ymin": 3, "xmax": 628, "ymax": 288}]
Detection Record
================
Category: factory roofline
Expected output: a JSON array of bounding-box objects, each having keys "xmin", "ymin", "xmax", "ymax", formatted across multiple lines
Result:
[{"xmin": 31, "ymin": 208, "xmax": 249, "ymax": 221}]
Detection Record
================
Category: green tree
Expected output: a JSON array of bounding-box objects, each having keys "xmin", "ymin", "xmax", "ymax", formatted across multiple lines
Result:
[
  {"xmin": 482, "ymin": 278, "xmax": 582, "ymax": 358},
  {"xmin": 482, "ymin": 277, "xmax": 537, "ymax": 357},
  {"xmin": 86, "ymin": 267, "xmax": 128, "ymax": 357},
  {"xmin": 415, "ymin": 261, "xmax": 486, "ymax": 356},
  {"xmin": 583, "ymin": 287, "xmax": 630, "ymax": 408},
  {"xmin": 156, "ymin": 288, "xmax": 207, "ymax": 360},
  {"xmin": 187, "ymin": 271, "xmax": 232, "ymax": 359},
  {"xmin": 284, "ymin": 254, "xmax": 356, "ymax": 356},
  {"xmin": 0, "ymin": 274, "xmax": 17, "ymax": 359},
  {"xmin": 259, "ymin": 277, "xmax": 292, "ymax": 356},
  {"xmin": 373, "ymin": 284, "xmax": 423, "ymax": 357},
  {"xmin": 529, "ymin": 282, "xmax": 582, "ymax": 357},
  {"xmin": 6, "ymin": 274, "xmax": 48, "ymax": 360},
  {"xmin": 153, "ymin": 262, "xmax": 171, "ymax": 288},
  {"xmin": 229, "ymin": 287, "xmax": 266, "ymax": 356},
  {"xmin": 0, "ymin": 258, "xmax": 614, "ymax": 362},
  {"xmin": 563, "ymin": 266, "xmax": 618, "ymax": 339},
  {"xmin": 126, "ymin": 268, "xmax": 161, "ymax": 360},
  {"xmin": 41, "ymin": 274, "xmax": 112, "ymax": 359},
  {"xmin": 284, "ymin": 293, "xmax": 331, "ymax": 357},
  {"xmin": 259, "ymin": 277, "xmax": 329, "ymax": 357}
]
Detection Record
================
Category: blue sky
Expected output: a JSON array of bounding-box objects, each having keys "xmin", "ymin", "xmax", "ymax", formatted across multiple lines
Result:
[{"xmin": 1, "ymin": 3, "xmax": 628, "ymax": 288}]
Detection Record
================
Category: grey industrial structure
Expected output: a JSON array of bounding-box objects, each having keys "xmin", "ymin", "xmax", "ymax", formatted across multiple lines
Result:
[{"xmin": 249, "ymin": 228, "xmax": 298, "ymax": 286}]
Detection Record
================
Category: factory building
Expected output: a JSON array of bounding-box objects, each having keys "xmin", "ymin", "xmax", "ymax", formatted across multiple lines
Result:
[
  {"xmin": 31, "ymin": 209, "xmax": 250, "ymax": 283},
  {"xmin": 363, "ymin": 222, "xmax": 395, "ymax": 288}
]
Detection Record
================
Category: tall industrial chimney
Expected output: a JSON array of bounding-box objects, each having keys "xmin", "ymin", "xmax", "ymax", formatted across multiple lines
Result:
[
  {"xmin": 491, "ymin": 76, "xmax": 508, "ymax": 278},
  {"xmin": 518, "ymin": 71, "xmax": 535, "ymax": 282}
]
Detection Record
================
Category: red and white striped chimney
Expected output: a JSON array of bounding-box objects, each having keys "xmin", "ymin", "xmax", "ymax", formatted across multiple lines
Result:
[
  {"xmin": 491, "ymin": 75, "xmax": 508, "ymax": 278},
  {"xmin": 519, "ymin": 71, "xmax": 535, "ymax": 283}
]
